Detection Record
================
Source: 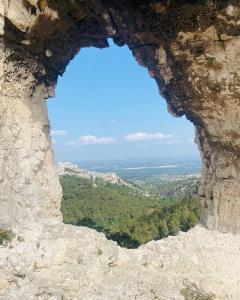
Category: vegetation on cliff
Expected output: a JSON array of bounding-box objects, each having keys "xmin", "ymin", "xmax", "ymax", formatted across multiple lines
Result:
[
  {"xmin": 0, "ymin": 229, "xmax": 14, "ymax": 246},
  {"xmin": 60, "ymin": 175, "xmax": 200, "ymax": 248}
]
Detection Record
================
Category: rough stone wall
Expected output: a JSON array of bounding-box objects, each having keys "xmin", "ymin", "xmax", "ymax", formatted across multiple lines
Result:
[
  {"xmin": 1, "ymin": 0, "xmax": 240, "ymax": 233},
  {"xmin": 0, "ymin": 36, "xmax": 62, "ymax": 231}
]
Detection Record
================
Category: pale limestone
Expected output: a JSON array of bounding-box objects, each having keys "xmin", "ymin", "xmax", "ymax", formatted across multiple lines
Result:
[{"xmin": 1, "ymin": 225, "xmax": 240, "ymax": 299}]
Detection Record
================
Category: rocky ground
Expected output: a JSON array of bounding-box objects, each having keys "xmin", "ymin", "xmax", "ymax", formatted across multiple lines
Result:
[{"xmin": 0, "ymin": 224, "xmax": 240, "ymax": 300}]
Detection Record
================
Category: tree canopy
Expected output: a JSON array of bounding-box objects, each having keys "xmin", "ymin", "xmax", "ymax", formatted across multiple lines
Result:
[{"xmin": 60, "ymin": 175, "xmax": 200, "ymax": 248}]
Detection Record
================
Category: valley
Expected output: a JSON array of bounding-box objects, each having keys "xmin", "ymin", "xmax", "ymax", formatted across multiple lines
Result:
[{"xmin": 59, "ymin": 159, "xmax": 201, "ymax": 248}]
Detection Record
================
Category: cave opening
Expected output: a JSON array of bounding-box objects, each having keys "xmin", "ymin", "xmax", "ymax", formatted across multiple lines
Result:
[{"xmin": 48, "ymin": 39, "xmax": 201, "ymax": 248}]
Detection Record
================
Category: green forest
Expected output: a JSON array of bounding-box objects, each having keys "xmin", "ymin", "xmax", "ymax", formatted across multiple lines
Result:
[{"xmin": 60, "ymin": 175, "xmax": 201, "ymax": 248}]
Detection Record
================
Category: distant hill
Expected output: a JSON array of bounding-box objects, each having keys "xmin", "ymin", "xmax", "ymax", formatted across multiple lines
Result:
[{"xmin": 57, "ymin": 161, "xmax": 142, "ymax": 193}]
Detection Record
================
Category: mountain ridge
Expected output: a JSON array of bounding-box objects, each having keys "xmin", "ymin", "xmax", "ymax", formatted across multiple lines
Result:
[{"xmin": 57, "ymin": 161, "xmax": 143, "ymax": 193}]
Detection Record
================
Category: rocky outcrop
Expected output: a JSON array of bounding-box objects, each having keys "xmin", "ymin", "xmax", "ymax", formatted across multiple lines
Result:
[{"xmin": 1, "ymin": 1, "xmax": 240, "ymax": 299}]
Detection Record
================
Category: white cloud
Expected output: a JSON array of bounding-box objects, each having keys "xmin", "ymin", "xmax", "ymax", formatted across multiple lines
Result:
[
  {"xmin": 51, "ymin": 130, "xmax": 68, "ymax": 136},
  {"xmin": 124, "ymin": 131, "xmax": 173, "ymax": 142},
  {"xmin": 66, "ymin": 135, "xmax": 117, "ymax": 146},
  {"xmin": 79, "ymin": 135, "xmax": 117, "ymax": 145}
]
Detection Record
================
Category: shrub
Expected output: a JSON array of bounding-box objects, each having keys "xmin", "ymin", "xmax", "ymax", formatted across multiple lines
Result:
[
  {"xmin": 0, "ymin": 228, "xmax": 14, "ymax": 246},
  {"xmin": 180, "ymin": 282, "xmax": 215, "ymax": 300}
]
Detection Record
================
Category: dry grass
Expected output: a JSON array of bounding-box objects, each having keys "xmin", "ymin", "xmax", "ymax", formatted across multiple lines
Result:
[{"xmin": 180, "ymin": 281, "xmax": 215, "ymax": 300}]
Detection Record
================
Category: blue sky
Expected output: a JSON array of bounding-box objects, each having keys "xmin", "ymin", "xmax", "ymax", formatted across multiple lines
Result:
[{"xmin": 48, "ymin": 39, "xmax": 199, "ymax": 162}]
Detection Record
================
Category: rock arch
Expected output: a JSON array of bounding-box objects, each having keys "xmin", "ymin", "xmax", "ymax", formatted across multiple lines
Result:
[
  {"xmin": 1, "ymin": 0, "xmax": 240, "ymax": 233},
  {"xmin": 1, "ymin": 1, "xmax": 240, "ymax": 299}
]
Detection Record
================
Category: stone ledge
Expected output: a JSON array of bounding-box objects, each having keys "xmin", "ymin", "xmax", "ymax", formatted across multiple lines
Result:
[{"xmin": 0, "ymin": 224, "xmax": 239, "ymax": 299}]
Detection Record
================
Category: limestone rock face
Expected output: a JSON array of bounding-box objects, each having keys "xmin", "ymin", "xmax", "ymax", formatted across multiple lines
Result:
[
  {"xmin": 1, "ymin": 1, "xmax": 240, "ymax": 299},
  {"xmin": 0, "ymin": 37, "xmax": 62, "ymax": 232}
]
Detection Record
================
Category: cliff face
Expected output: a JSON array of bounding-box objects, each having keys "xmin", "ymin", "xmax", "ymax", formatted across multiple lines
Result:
[{"xmin": 1, "ymin": 1, "xmax": 240, "ymax": 299}]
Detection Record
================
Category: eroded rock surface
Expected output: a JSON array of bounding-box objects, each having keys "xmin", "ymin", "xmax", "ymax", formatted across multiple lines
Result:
[
  {"xmin": 1, "ymin": 225, "xmax": 240, "ymax": 300},
  {"xmin": 1, "ymin": 1, "xmax": 240, "ymax": 299}
]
